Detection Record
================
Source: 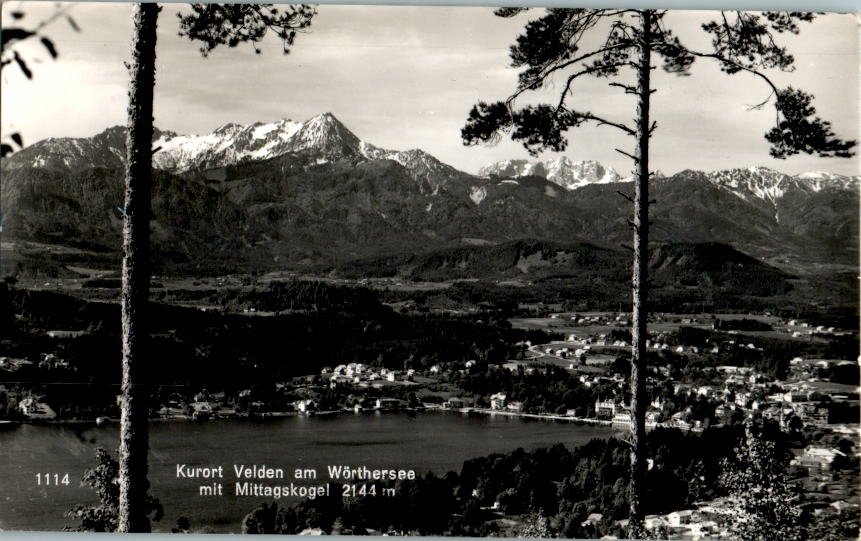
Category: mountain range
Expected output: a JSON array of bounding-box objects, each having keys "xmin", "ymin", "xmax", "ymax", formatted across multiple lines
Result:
[
  {"xmin": 479, "ymin": 158, "xmax": 628, "ymax": 189},
  {"xmin": 1, "ymin": 113, "xmax": 858, "ymax": 281},
  {"xmin": 3, "ymin": 113, "xmax": 467, "ymax": 194}
]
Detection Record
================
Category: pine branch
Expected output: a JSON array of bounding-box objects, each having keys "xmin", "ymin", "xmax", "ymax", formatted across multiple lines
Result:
[
  {"xmin": 511, "ymin": 43, "xmax": 633, "ymax": 101},
  {"xmin": 617, "ymin": 190, "xmax": 634, "ymax": 203},
  {"xmin": 615, "ymin": 148, "xmax": 638, "ymax": 161},
  {"xmin": 609, "ymin": 82, "xmax": 637, "ymax": 94}
]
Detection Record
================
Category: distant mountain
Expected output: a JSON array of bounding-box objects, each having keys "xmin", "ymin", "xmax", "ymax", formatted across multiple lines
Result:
[
  {"xmin": 333, "ymin": 239, "xmax": 795, "ymax": 307},
  {"xmin": 707, "ymin": 165, "xmax": 857, "ymax": 202},
  {"xmin": 1, "ymin": 125, "xmax": 134, "ymax": 172},
  {"xmin": 335, "ymin": 239, "xmax": 626, "ymax": 281},
  {"xmin": 479, "ymin": 157, "xmax": 624, "ymax": 189},
  {"xmin": 1, "ymin": 113, "xmax": 469, "ymax": 193},
  {"xmin": 479, "ymin": 158, "xmax": 857, "ymax": 199},
  {"xmin": 1, "ymin": 115, "xmax": 858, "ymax": 280}
]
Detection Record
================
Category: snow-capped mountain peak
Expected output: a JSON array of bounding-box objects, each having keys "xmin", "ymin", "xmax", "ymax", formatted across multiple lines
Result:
[
  {"xmin": 283, "ymin": 112, "xmax": 362, "ymax": 157},
  {"xmin": 478, "ymin": 157, "xmax": 622, "ymax": 190},
  {"xmin": 706, "ymin": 166, "xmax": 859, "ymax": 202},
  {"xmin": 794, "ymin": 170, "xmax": 860, "ymax": 192},
  {"xmin": 2, "ymin": 113, "xmax": 470, "ymax": 192},
  {"xmin": 708, "ymin": 166, "xmax": 788, "ymax": 203},
  {"xmin": 476, "ymin": 156, "xmax": 858, "ymax": 203}
]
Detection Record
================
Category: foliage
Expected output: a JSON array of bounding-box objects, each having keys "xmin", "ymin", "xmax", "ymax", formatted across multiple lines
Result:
[
  {"xmin": 237, "ymin": 427, "xmax": 747, "ymax": 537},
  {"xmin": 806, "ymin": 508, "xmax": 861, "ymax": 541},
  {"xmin": 171, "ymin": 516, "xmax": 191, "ymax": 533},
  {"xmin": 1, "ymin": 5, "xmax": 80, "ymax": 156},
  {"xmin": 713, "ymin": 318, "xmax": 772, "ymax": 331},
  {"xmin": 515, "ymin": 514, "xmax": 556, "ymax": 538},
  {"xmin": 177, "ymin": 4, "xmax": 316, "ymax": 57},
  {"xmin": 766, "ymin": 87, "xmax": 856, "ymax": 158},
  {"xmin": 454, "ymin": 365, "xmax": 595, "ymax": 415},
  {"xmin": 66, "ymin": 448, "xmax": 163, "ymax": 532},
  {"xmin": 462, "ymin": 11, "xmax": 854, "ymax": 532},
  {"xmin": 719, "ymin": 422, "xmax": 805, "ymax": 541},
  {"xmin": 154, "ymin": 279, "xmax": 385, "ymax": 314},
  {"xmin": 3, "ymin": 286, "xmax": 527, "ymax": 392},
  {"xmin": 461, "ymin": 9, "xmax": 855, "ymax": 160}
]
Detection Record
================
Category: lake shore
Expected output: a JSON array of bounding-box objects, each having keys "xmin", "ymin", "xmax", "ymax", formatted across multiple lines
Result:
[
  {"xmin": 3, "ymin": 406, "xmax": 620, "ymax": 427},
  {"xmin": 0, "ymin": 411, "xmax": 624, "ymax": 532}
]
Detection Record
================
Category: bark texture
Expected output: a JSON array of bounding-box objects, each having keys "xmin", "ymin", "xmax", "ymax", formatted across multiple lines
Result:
[
  {"xmin": 118, "ymin": 2, "xmax": 158, "ymax": 533},
  {"xmin": 628, "ymin": 9, "xmax": 652, "ymax": 537}
]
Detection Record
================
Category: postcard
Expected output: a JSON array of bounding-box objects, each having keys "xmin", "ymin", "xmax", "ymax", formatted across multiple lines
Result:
[{"xmin": 0, "ymin": 3, "xmax": 858, "ymax": 538}]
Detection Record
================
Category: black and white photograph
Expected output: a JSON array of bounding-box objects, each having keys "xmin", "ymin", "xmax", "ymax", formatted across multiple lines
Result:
[{"xmin": 0, "ymin": 2, "xmax": 859, "ymax": 538}]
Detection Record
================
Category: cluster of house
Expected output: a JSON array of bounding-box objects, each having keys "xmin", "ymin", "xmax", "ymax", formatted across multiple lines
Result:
[
  {"xmin": 581, "ymin": 500, "xmax": 732, "ymax": 540},
  {"xmin": 154, "ymin": 390, "xmax": 224, "ymax": 419},
  {"xmin": 591, "ymin": 397, "xmax": 698, "ymax": 430},
  {"xmin": 550, "ymin": 312, "xmax": 631, "ymax": 326},
  {"xmin": 629, "ymin": 502, "xmax": 730, "ymax": 540},
  {"xmin": 1, "ymin": 352, "xmax": 74, "ymax": 373},
  {"xmin": 569, "ymin": 357, "xmax": 857, "ymax": 435},
  {"xmin": 618, "ymin": 481, "xmax": 859, "ymax": 539},
  {"xmin": 17, "ymin": 397, "xmax": 57, "ymax": 419},
  {"xmin": 323, "ymin": 363, "xmax": 416, "ymax": 389},
  {"xmin": 0, "ymin": 357, "xmax": 34, "ymax": 372},
  {"xmin": 564, "ymin": 331, "xmax": 747, "ymax": 356},
  {"xmin": 789, "ymin": 356, "xmax": 858, "ymax": 381},
  {"xmin": 44, "ymin": 329, "xmax": 88, "ymax": 339},
  {"xmin": 544, "ymin": 344, "xmax": 591, "ymax": 361},
  {"xmin": 792, "ymin": 446, "xmax": 849, "ymax": 474},
  {"xmin": 488, "ymin": 392, "xmax": 524, "ymax": 413},
  {"xmin": 711, "ymin": 360, "xmax": 856, "ymax": 431},
  {"xmin": 785, "ymin": 319, "xmax": 842, "ymax": 338}
]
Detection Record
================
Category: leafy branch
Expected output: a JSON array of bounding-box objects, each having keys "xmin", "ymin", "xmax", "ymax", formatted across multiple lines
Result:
[
  {"xmin": 1, "ymin": 5, "xmax": 81, "ymax": 156},
  {"xmin": 177, "ymin": 3, "xmax": 317, "ymax": 57}
]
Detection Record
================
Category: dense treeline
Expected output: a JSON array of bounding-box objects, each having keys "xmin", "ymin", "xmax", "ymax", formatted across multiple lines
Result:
[
  {"xmin": 713, "ymin": 318, "xmax": 773, "ymax": 331},
  {"xmin": 2, "ymin": 284, "xmax": 550, "ymax": 392},
  {"xmin": 238, "ymin": 424, "xmax": 773, "ymax": 537},
  {"xmin": 669, "ymin": 326, "xmax": 859, "ymax": 380},
  {"xmin": 452, "ymin": 365, "xmax": 600, "ymax": 415},
  {"xmin": 151, "ymin": 279, "xmax": 383, "ymax": 314}
]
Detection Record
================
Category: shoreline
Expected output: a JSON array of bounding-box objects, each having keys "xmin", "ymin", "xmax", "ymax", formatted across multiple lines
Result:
[
  {"xmin": 2, "ymin": 405, "xmax": 719, "ymax": 433},
  {"xmin": 0, "ymin": 407, "xmax": 628, "ymax": 428}
]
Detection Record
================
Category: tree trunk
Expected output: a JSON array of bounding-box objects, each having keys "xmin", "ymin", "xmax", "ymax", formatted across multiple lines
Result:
[
  {"xmin": 118, "ymin": 2, "xmax": 158, "ymax": 533},
  {"xmin": 628, "ymin": 8, "xmax": 651, "ymax": 538}
]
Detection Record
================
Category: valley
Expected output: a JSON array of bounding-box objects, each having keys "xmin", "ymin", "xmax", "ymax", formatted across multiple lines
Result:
[{"xmin": 0, "ymin": 113, "xmax": 858, "ymax": 538}]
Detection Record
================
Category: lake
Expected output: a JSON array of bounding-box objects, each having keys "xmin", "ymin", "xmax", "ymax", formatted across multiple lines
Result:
[{"xmin": 0, "ymin": 412, "xmax": 623, "ymax": 533}]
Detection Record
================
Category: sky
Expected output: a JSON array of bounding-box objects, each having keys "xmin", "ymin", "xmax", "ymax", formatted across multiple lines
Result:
[{"xmin": 2, "ymin": 2, "xmax": 859, "ymax": 176}]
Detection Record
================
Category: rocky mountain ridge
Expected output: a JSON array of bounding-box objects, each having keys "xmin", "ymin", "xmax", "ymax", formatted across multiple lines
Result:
[
  {"xmin": 1, "ymin": 113, "xmax": 467, "ymax": 193},
  {"xmin": 1, "ymin": 114, "xmax": 858, "ymax": 276},
  {"xmin": 479, "ymin": 158, "xmax": 858, "ymax": 203},
  {"xmin": 5, "ymin": 113, "xmax": 857, "ymax": 201}
]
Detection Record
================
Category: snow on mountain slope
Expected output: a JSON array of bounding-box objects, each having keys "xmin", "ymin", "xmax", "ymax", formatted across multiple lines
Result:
[
  {"xmin": 477, "ymin": 156, "xmax": 857, "ymax": 206},
  {"xmin": 707, "ymin": 166, "xmax": 859, "ymax": 204},
  {"xmin": 708, "ymin": 166, "xmax": 789, "ymax": 204},
  {"xmin": 2, "ymin": 113, "xmax": 470, "ymax": 190},
  {"xmin": 152, "ymin": 113, "xmax": 361, "ymax": 171},
  {"xmin": 794, "ymin": 170, "xmax": 860, "ymax": 191},
  {"xmin": 154, "ymin": 112, "xmax": 464, "ymax": 188},
  {"xmin": 2, "ymin": 126, "xmax": 131, "ymax": 171},
  {"xmin": 479, "ymin": 157, "xmax": 622, "ymax": 190}
]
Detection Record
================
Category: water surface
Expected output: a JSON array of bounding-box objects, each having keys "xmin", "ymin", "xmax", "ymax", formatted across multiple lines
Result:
[{"xmin": 0, "ymin": 412, "xmax": 622, "ymax": 532}]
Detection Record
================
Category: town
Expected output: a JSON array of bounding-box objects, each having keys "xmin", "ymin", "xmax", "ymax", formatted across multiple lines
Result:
[{"xmin": 2, "ymin": 277, "xmax": 857, "ymax": 539}]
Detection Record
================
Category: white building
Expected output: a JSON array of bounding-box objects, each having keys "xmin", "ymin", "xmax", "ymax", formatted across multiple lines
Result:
[
  {"xmin": 490, "ymin": 393, "xmax": 507, "ymax": 410},
  {"xmin": 18, "ymin": 398, "xmax": 56, "ymax": 419}
]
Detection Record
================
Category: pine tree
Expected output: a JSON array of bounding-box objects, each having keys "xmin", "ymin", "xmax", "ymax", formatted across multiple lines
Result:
[
  {"xmin": 117, "ymin": 3, "xmax": 315, "ymax": 531},
  {"xmin": 462, "ymin": 9, "xmax": 855, "ymax": 536},
  {"xmin": 118, "ymin": 4, "xmax": 159, "ymax": 532}
]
